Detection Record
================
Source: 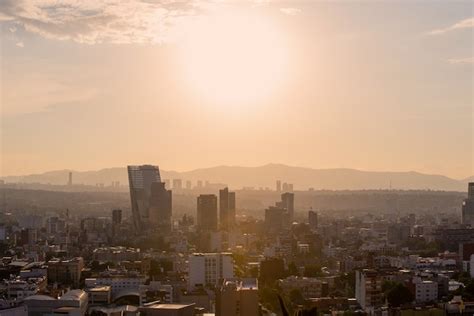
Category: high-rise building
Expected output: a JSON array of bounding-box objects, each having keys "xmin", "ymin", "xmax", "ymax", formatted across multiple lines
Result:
[
  {"xmin": 197, "ymin": 194, "xmax": 218, "ymax": 231},
  {"xmin": 219, "ymin": 188, "xmax": 236, "ymax": 230},
  {"xmin": 188, "ymin": 253, "xmax": 234, "ymax": 291},
  {"xmin": 197, "ymin": 180, "xmax": 203, "ymax": 188},
  {"xmin": 186, "ymin": 180, "xmax": 192, "ymax": 190},
  {"xmin": 462, "ymin": 183, "xmax": 474, "ymax": 226},
  {"xmin": 173, "ymin": 179, "xmax": 182, "ymax": 190},
  {"xmin": 112, "ymin": 209, "xmax": 122, "ymax": 238},
  {"xmin": 308, "ymin": 209, "xmax": 318, "ymax": 230},
  {"xmin": 276, "ymin": 180, "xmax": 281, "ymax": 192},
  {"xmin": 68, "ymin": 172, "xmax": 72, "ymax": 186},
  {"xmin": 112, "ymin": 209, "xmax": 122, "ymax": 225},
  {"xmin": 279, "ymin": 192, "xmax": 295, "ymax": 222},
  {"xmin": 355, "ymin": 269, "xmax": 383, "ymax": 311},
  {"xmin": 265, "ymin": 206, "xmax": 285, "ymax": 232},
  {"xmin": 149, "ymin": 182, "xmax": 172, "ymax": 232},
  {"xmin": 216, "ymin": 278, "xmax": 259, "ymax": 316},
  {"xmin": 128, "ymin": 165, "xmax": 172, "ymax": 231}
]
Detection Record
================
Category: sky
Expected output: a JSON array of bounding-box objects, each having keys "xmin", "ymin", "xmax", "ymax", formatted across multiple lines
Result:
[{"xmin": 0, "ymin": 0, "xmax": 473, "ymax": 179}]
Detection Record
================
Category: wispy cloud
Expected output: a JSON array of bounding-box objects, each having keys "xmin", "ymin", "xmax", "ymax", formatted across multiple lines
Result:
[
  {"xmin": 280, "ymin": 7, "xmax": 301, "ymax": 16},
  {"xmin": 428, "ymin": 17, "xmax": 474, "ymax": 35},
  {"xmin": 448, "ymin": 57, "xmax": 474, "ymax": 65},
  {"xmin": 15, "ymin": 41, "xmax": 24, "ymax": 47},
  {"xmin": 0, "ymin": 0, "xmax": 204, "ymax": 44}
]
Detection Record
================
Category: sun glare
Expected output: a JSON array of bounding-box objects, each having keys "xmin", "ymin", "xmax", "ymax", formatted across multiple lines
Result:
[{"xmin": 179, "ymin": 11, "xmax": 289, "ymax": 108}]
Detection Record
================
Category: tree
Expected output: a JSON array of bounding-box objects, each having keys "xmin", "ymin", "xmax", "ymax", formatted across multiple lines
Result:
[
  {"xmin": 304, "ymin": 264, "xmax": 322, "ymax": 277},
  {"xmin": 386, "ymin": 283, "xmax": 414, "ymax": 307},
  {"xmin": 288, "ymin": 262, "xmax": 298, "ymax": 276},
  {"xmin": 289, "ymin": 288, "xmax": 305, "ymax": 306}
]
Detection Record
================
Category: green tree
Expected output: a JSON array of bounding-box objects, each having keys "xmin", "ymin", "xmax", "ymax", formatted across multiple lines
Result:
[
  {"xmin": 386, "ymin": 283, "xmax": 414, "ymax": 307},
  {"xmin": 288, "ymin": 262, "xmax": 298, "ymax": 276},
  {"xmin": 304, "ymin": 264, "xmax": 322, "ymax": 277},
  {"xmin": 289, "ymin": 288, "xmax": 305, "ymax": 306}
]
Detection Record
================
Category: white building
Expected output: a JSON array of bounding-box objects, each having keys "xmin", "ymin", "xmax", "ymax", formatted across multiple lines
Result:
[
  {"xmin": 188, "ymin": 253, "xmax": 233, "ymax": 291},
  {"xmin": 85, "ymin": 276, "xmax": 146, "ymax": 297},
  {"xmin": 355, "ymin": 269, "xmax": 383, "ymax": 312},
  {"xmin": 414, "ymin": 279, "xmax": 438, "ymax": 303}
]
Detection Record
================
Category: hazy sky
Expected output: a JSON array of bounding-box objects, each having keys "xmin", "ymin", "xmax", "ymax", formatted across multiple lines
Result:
[{"xmin": 1, "ymin": 0, "xmax": 473, "ymax": 178}]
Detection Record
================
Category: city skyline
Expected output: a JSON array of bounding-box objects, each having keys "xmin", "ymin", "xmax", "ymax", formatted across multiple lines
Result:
[
  {"xmin": 1, "ymin": 1, "xmax": 474, "ymax": 315},
  {"xmin": 1, "ymin": 1, "xmax": 472, "ymax": 178}
]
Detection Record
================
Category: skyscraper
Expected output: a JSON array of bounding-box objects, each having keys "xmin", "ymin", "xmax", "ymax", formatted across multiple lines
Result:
[
  {"xmin": 112, "ymin": 209, "xmax": 122, "ymax": 225},
  {"xmin": 149, "ymin": 182, "xmax": 172, "ymax": 232},
  {"xmin": 279, "ymin": 192, "xmax": 295, "ymax": 222},
  {"xmin": 112, "ymin": 209, "xmax": 122, "ymax": 238},
  {"xmin": 197, "ymin": 194, "xmax": 218, "ymax": 231},
  {"xmin": 68, "ymin": 172, "xmax": 72, "ymax": 186},
  {"xmin": 308, "ymin": 209, "xmax": 318, "ymax": 230},
  {"xmin": 276, "ymin": 180, "xmax": 281, "ymax": 192},
  {"xmin": 462, "ymin": 183, "xmax": 474, "ymax": 226},
  {"xmin": 265, "ymin": 206, "xmax": 285, "ymax": 232},
  {"xmin": 219, "ymin": 188, "xmax": 236, "ymax": 230},
  {"xmin": 128, "ymin": 165, "xmax": 171, "ymax": 231}
]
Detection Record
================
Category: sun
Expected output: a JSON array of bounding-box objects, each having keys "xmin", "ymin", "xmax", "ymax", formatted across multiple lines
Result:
[{"xmin": 178, "ymin": 10, "xmax": 289, "ymax": 108}]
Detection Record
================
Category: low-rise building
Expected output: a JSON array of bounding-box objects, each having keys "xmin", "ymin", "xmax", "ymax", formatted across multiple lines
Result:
[
  {"xmin": 5, "ymin": 277, "xmax": 47, "ymax": 302},
  {"xmin": 414, "ymin": 279, "xmax": 438, "ymax": 303},
  {"xmin": 86, "ymin": 286, "xmax": 111, "ymax": 306},
  {"xmin": 24, "ymin": 290, "xmax": 88, "ymax": 316},
  {"xmin": 138, "ymin": 303, "xmax": 195, "ymax": 316},
  {"xmin": 278, "ymin": 276, "xmax": 328, "ymax": 299},
  {"xmin": 47, "ymin": 257, "xmax": 84, "ymax": 287},
  {"xmin": 215, "ymin": 278, "xmax": 258, "ymax": 316},
  {"xmin": 187, "ymin": 253, "xmax": 233, "ymax": 291}
]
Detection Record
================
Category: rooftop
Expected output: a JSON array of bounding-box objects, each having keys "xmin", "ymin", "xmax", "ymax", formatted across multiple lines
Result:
[{"xmin": 145, "ymin": 303, "xmax": 195, "ymax": 310}]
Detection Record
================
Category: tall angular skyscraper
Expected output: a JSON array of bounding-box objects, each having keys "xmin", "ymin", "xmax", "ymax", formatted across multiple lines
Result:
[
  {"xmin": 462, "ymin": 183, "xmax": 474, "ymax": 226},
  {"xmin": 128, "ymin": 165, "xmax": 171, "ymax": 231},
  {"xmin": 219, "ymin": 188, "xmax": 236, "ymax": 230},
  {"xmin": 197, "ymin": 194, "xmax": 218, "ymax": 231}
]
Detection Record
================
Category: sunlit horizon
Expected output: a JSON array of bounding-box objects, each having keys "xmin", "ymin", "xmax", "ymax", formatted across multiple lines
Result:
[{"xmin": 1, "ymin": 1, "xmax": 472, "ymax": 179}]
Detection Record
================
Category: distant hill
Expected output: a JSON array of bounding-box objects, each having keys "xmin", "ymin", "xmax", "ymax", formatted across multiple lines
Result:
[{"xmin": 1, "ymin": 164, "xmax": 471, "ymax": 191}]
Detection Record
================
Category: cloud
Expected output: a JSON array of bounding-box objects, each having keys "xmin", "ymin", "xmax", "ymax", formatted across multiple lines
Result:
[
  {"xmin": 16, "ymin": 41, "xmax": 24, "ymax": 47},
  {"xmin": 428, "ymin": 17, "xmax": 474, "ymax": 35},
  {"xmin": 448, "ymin": 57, "xmax": 474, "ymax": 65},
  {"xmin": 280, "ymin": 7, "xmax": 301, "ymax": 16},
  {"xmin": 0, "ymin": 0, "xmax": 203, "ymax": 44}
]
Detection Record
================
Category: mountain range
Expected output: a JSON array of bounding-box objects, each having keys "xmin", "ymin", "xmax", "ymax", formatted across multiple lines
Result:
[{"xmin": 1, "ymin": 164, "xmax": 472, "ymax": 191}]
